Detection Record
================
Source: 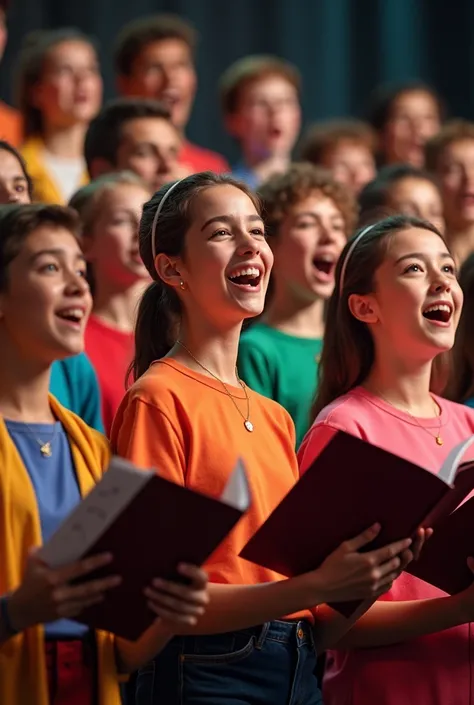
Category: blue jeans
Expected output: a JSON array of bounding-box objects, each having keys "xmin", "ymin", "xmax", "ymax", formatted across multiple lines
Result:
[{"xmin": 135, "ymin": 619, "xmax": 322, "ymax": 705}]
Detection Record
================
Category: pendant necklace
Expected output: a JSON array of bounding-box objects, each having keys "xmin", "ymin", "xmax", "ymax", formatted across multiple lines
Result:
[
  {"xmin": 176, "ymin": 341, "xmax": 254, "ymax": 432},
  {"xmin": 24, "ymin": 422, "xmax": 58, "ymax": 457},
  {"xmin": 374, "ymin": 389, "xmax": 443, "ymax": 446}
]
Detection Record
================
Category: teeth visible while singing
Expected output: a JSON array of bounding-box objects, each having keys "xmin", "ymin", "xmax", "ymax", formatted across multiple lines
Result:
[
  {"xmin": 229, "ymin": 267, "xmax": 260, "ymax": 279},
  {"xmin": 424, "ymin": 304, "xmax": 451, "ymax": 314},
  {"xmin": 57, "ymin": 308, "xmax": 84, "ymax": 319}
]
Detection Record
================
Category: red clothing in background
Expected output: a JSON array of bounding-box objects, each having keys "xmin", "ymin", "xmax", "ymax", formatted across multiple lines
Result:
[
  {"xmin": 0, "ymin": 103, "xmax": 22, "ymax": 147},
  {"xmin": 85, "ymin": 315, "xmax": 134, "ymax": 436},
  {"xmin": 180, "ymin": 140, "xmax": 230, "ymax": 174}
]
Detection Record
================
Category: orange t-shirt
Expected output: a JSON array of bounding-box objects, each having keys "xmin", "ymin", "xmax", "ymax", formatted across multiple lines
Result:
[{"xmin": 111, "ymin": 358, "xmax": 313, "ymax": 622}]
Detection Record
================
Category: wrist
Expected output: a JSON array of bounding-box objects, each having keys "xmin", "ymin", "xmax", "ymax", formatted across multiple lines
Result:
[
  {"xmin": 0, "ymin": 594, "xmax": 22, "ymax": 636},
  {"xmin": 449, "ymin": 589, "xmax": 474, "ymax": 625},
  {"xmin": 288, "ymin": 571, "xmax": 326, "ymax": 610},
  {"xmin": 5, "ymin": 590, "xmax": 29, "ymax": 633}
]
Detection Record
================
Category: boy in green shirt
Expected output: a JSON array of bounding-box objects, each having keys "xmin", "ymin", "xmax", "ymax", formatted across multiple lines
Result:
[{"xmin": 238, "ymin": 163, "xmax": 356, "ymax": 447}]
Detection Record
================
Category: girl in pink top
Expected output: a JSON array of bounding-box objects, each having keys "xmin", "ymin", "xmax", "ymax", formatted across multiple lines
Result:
[{"xmin": 298, "ymin": 214, "xmax": 474, "ymax": 705}]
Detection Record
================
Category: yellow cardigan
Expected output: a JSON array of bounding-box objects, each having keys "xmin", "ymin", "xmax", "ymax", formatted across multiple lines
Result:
[
  {"xmin": 21, "ymin": 137, "xmax": 89, "ymax": 205},
  {"xmin": 0, "ymin": 395, "xmax": 121, "ymax": 705}
]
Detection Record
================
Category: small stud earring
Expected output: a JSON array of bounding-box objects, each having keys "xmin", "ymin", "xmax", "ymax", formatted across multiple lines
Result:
[{"xmin": 179, "ymin": 279, "xmax": 186, "ymax": 290}]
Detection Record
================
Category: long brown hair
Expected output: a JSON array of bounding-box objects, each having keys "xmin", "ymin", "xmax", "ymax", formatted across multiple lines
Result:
[
  {"xmin": 16, "ymin": 28, "xmax": 98, "ymax": 138},
  {"xmin": 445, "ymin": 253, "xmax": 474, "ymax": 403},
  {"xmin": 312, "ymin": 214, "xmax": 448, "ymax": 419},
  {"xmin": 129, "ymin": 171, "xmax": 261, "ymax": 382}
]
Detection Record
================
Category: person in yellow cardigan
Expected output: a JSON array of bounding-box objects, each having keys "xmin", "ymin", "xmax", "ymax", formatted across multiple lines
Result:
[
  {"xmin": 17, "ymin": 28, "xmax": 103, "ymax": 204},
  {"xmin": 0, "ymin": 202, "xmax": 209, "ymax": 705}
]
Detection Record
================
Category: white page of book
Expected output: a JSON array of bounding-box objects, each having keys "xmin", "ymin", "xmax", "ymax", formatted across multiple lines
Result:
[
  {"xmin": 38, "ymin": 457, "xmax": 153, "ymax": 568},
  {"xmin": 220, "ymin": 458, "xmax": 251, "ymax": 511}
]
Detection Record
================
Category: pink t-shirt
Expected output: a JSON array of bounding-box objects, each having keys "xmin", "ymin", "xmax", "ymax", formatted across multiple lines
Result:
[{"xmin": 298, "ymin": 387, "xmax": 474, "ymax": 705}]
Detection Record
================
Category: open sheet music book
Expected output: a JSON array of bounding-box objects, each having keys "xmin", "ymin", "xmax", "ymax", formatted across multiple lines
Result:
[
  {"xmin": 39, "ymin": 456, "xmax": 251, "ymax": 640},
  {"xmin": 241, "ymin": 431, "xmax": 474, "ymax": 615}
]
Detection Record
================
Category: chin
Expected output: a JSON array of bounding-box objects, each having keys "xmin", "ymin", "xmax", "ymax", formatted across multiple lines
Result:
[
  {"xmin": 423, "ymin": 333, "xmax": 455, "ymax": 354},
  {"xmin": 243, "ymin": 306, "xmax": 264, "ymax": 320},
  {"xmin": 310, "ymin": 282, "xmax": 335, "ymax": 300}
]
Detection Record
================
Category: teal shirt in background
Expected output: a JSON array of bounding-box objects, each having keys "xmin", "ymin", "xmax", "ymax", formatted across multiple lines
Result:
[
  {"xmin": 50, "ymin": 353, "xmax": 104, "ymax": 433},
  {"xmin": 465, "ymin": 398, "xmax": 474, "ymax": 409},
  {"xmin": 238, "ymin": 323, "xmax": 323, "ymax": 449}
]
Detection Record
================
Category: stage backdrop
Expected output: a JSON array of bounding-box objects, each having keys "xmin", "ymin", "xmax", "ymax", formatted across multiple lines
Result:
[{"xmin": 4, "ymin": 0, "xmax": 474, "ymax": 162}]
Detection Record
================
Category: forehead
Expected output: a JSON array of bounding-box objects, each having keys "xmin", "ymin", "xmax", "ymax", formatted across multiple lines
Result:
[
  {"xmin": 0, "ymin": 149, "xmax": 25, "ymax": 174},
  {"xmin": 385, "ymin": 227, "xmax": 448, "ymax": 258},
  {"xmin": 289, "ymin": 191, "xmax": 342, "ymax": 217},
  {"xmin": 135, "ymin": 38, "xmax": 192, "ymax": 64},
  {"xmin": 98, "ymin": 182, "xmax": 151, "ymax": 208},
  {"xmin": 391, "ymin": 90, "xmax": 438, "ymax": 114},
  {"xmin": 45, "ymin": 39, "xmax": 96, "ymax": 65},
  {"xmin": 190, "ymin": 184, "xmax": 259, "ymax": 221},
  {"xmin": 442, "ymin": 138, "xmax": 474, "ymax": 161},
  {"xmin": 241, "ymin": 74, "xmax": 298, "ymax": 101},
  {"xmin": 120, "ymin": 116, "xmax": 180, "ymax": 145},
  {"xmin": 16, "ymin": 225, "xmax": 82, "ymax": 259},
  {"xmin": 327, "ymin": 140, "xmax": 373, "ymax": 158},
  {"xmin": 390, "ymin": 177, "xmax": 440, "ymax": 199}
]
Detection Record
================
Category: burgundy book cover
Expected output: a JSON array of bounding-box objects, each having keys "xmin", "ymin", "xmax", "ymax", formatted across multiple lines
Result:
[
  {"xmin": 240, "ymin": 431, "xmax": 459, "ymax": 616},
  {"xmin": 407, "ymin": 495, "xmax": 474, "ymax": 594},
  {"xmin": 74, "ymin": 475, "xmax": 246, "ymax": 641}
]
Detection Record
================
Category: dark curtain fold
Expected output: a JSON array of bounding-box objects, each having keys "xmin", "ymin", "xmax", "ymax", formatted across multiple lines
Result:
[{"xmin": 3, "ymin": 0, "xmax": 472, "ymax": 162}]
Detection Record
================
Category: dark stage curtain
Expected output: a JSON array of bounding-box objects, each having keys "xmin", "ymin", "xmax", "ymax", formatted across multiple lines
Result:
[{"xmin": 4, "ymin": 0, "xmax": 474, "ymax": 162}]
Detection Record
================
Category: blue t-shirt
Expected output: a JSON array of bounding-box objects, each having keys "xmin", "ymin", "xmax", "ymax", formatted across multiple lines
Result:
[
  {"xmin": 50, "ymin": 353, "xmax": 104, "ymax": 433},
  {"xmin": 6, "ymin": 419, "xmax": 88, "ymax": 638},
  {"xmin": 231, "ymin": 162, "xmax": 259, "ymax": 190}
]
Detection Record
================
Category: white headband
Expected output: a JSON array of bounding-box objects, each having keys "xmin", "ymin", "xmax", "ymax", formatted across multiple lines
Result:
[
  {"xmin": 151, "ymin": 178, "xmax": 186, "ymax": 260},
  {"xmin": 339, "ymin": 224, "xmax": 376, "ymax": 296}
]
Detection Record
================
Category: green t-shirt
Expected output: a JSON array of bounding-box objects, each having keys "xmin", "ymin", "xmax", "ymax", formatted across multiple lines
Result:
[{"xmin": 238, "ymin": 323, "xmax": 323, "ymax": 449}]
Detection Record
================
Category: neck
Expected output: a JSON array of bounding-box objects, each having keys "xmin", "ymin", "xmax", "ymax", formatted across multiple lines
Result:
[
  {"xmin": 363, "ymin": 345, "xmax": 435, "ymax": 415},
  {"xmin": 93, "ymin": 279, "xmax": 148, "ymax": 333},
  {"xmin": 0, "ymin": 339, "xmax": 54, "ymax": 422},
  {"xmin": 446, "ymin": 223, "xmax": 474, "ymax": 265},
  {"xmin": 241, "ymin": 146, "xmax": 290, "ymax": 180},
  {"xmin": 169, "ymin": 316, "xmax": 243, "ymax": 386},
  {"xmin": 265, "ymin": 284, "xmax": 325, "ymax": 338},
  {"xmin": 41, "ymin": 121, "xmax": 87, "ymax": 159}
]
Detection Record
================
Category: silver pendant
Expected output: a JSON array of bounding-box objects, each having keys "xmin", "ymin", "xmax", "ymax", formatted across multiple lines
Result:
[{"xmin": 244, "ymin": 420, "xmax": 254, "ymax": 432}]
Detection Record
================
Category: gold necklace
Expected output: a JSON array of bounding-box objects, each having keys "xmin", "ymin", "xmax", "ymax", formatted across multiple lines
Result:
[
  {"xmin": 373, "ymin": 388, "xmax": 443, "ymax": 446},
  {"xmin": 23, "ymin": 421, "xmax": 58, "ymax": 457},
  {"xmin": 176, "ymin": 341, "xmax": 254, "ymax": 432}
]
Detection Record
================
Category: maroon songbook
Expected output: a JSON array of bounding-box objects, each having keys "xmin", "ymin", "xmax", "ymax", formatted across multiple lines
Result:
[
  {"xmin": 240, "ymin": 431, "xmax": 474, "ymax": 616},
  {"xmin": 39, "ymin": 457, "xmax": 251, "ymax": 640},
  {"xmin": 406, "ymin": 494, "xmax": 474, "ymax": 594}
]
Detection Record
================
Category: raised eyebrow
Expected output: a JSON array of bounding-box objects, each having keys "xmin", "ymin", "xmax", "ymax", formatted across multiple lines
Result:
[
  {"xmin": 29, "ymin": 249, "xmax": 87, "ymax": 264},
  {"xmin": 200, "ymin": 214, "xmax": 264, "ymax": 232},
  {"xmin": 394, "ymin": 252, "xmax": 453, "ymax": 266}
]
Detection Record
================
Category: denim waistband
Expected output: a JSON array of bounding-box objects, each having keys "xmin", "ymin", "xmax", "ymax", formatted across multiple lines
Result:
[{"xmin": 241, "ymin": 619, "xmax": 314, "ymax": 649}]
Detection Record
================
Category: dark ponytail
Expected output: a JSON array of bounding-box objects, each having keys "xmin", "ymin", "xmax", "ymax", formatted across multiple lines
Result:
[
  {"xmin": 129, "ymin": 171, "xmax": 261, "ymax": 381},
  {"xmin": 129, "ymin": 280, "xmax": 180, "ymax": 381}
]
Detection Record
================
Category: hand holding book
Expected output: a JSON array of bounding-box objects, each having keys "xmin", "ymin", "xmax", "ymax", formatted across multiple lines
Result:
[
  {"xmin": 308, "ymin": 522, "xmax": 413, "ymax": 604},
  {"xmin": 35, "ymin": 456, "xmax": 250, "ymax": 640},
  {"xmin": 5, "ymin": 551, "xmax": 209, "ymax": 638}
]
